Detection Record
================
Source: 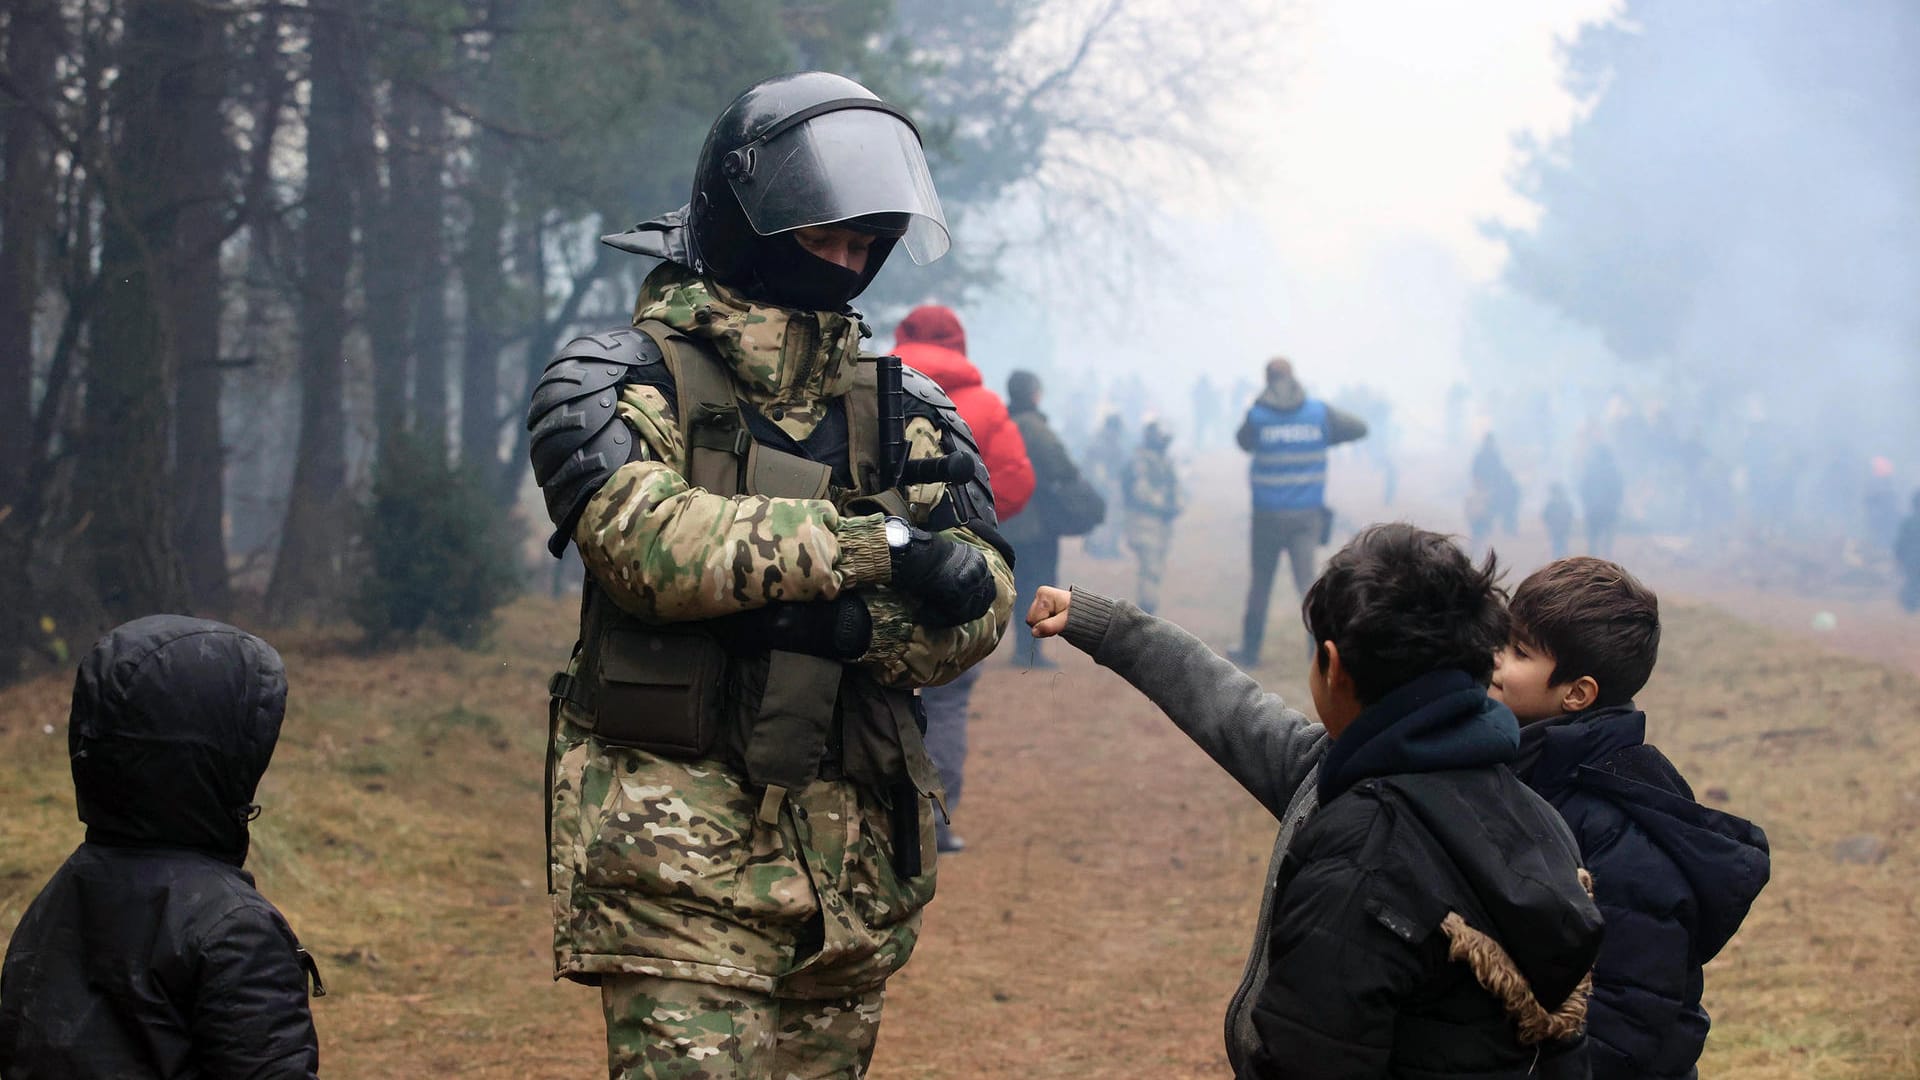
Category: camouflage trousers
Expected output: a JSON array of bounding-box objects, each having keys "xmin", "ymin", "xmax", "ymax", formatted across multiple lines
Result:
[
  {"xmin": 602, "ymin": 975, "xmax": 884, "ymax": 1079},
  {"xmin": 1124, "ymin": 512, "xmax": 1174, "ymax": 614}
]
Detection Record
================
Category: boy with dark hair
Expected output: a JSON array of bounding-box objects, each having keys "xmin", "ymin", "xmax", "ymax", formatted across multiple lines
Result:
[
  {"xmin": 1492, "ymin": 557, "xmax": 1770, "ymax": 1080},
  {"xmin": 1029, "ymin": 524, "xmax": 1602, "ymax": 1078},
  {"xmin": 0, "ymin": 616, "xmax": 323, "ymax": 1080}
]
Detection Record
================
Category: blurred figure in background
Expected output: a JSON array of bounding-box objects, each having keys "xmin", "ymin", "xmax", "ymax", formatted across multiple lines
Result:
[
  {"xmin": 1895, "ymin": 492, "xmax": 1920, "ymax": 613},
  {"xmin": 1004, "ymin": 370, "xmax": 1105, "ymax": 668},
  {"xmin": 894, "ymin": 305, "xmax": 1035, "ymax": 854},
  {"xmin": 1121, "ymin": 419, "xmax": 1184, "ymax": 615},
  {"xmin": 1472, "ymin": 433, "xmax": 1520, "ymax": 536},
  {"xmin": 1865, "ymin": 456, "xmax": 1899, "ymax": 551},
  {"xmin": 1543, "ymin": 482, "xmax": 1576, "ymax": 560},
  {"xmin": 1231, "ymin": 356, "xmax": 1368, "ymax": 667},
  {"xmin": 1466, "ymin": 477, "xmax": 1496, "ymax": 555},
  {"xmin": 1582, "ymin": 444, "xmax": 1625, "ymax": 557},
  {"xmin": 1081, "ymin": 413, "xmax": 1129, "ymax": 558}
]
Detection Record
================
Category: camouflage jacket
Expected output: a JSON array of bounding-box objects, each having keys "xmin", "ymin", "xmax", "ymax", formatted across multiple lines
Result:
[
  {"xmin": 573, "ymin": 266, "xmax": 1013, "ymax": 685},
  {"xmin": 1122, "ymin": 445, "xmax": 1184, "ymax": 520},
  {"xmin": 550, "ymin": 264, "xmax": 1013, "ymax": 992}
]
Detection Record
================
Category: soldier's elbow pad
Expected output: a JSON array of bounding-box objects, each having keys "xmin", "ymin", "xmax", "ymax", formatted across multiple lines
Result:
[{"xmin": 526, "ymin": 328, "xmax": 666, "ymax": 556}]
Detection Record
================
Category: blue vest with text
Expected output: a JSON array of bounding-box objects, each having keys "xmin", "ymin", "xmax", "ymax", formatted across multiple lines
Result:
[{"xmin": 1248, "ymin": 399, "xmax": 1329, "ymax": 511}]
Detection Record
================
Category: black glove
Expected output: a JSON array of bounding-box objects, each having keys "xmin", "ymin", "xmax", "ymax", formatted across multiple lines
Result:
[
  {"xmin": 888, "ymin": 518, "xmax": 996, "ymax": 629},
  {"xmin": 708, "ymin": 595, "xmax": 872, "ymax": 659}
]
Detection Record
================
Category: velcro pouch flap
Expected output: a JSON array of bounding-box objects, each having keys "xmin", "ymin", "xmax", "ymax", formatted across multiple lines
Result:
[
  {"xmin": 592, "ymin": 627, "xmax": 726, "ymax": 757},
  {"xmin": 746, "ymin": 441, "xmax": 833, "ymax": 500}
]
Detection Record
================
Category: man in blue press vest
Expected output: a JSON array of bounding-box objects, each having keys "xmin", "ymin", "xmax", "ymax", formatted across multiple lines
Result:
[{"xmin": 1229, "ymin": 357, "xmax": 1369, "ymax": 667}]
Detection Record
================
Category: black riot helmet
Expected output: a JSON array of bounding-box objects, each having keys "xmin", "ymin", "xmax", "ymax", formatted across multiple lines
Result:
[{"xmin": 602, "ymin": 72, "xmax": 949, "ymax": 310}]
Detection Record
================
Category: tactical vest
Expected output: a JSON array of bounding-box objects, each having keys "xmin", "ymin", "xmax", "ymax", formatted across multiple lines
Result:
[
  {"xmin": 1248, "ymin": 398, "xmax": 1330, "ymax": 512},
  {"xmin": 558, "ymin": 320, "xmax": 939, "ymax": 841}
]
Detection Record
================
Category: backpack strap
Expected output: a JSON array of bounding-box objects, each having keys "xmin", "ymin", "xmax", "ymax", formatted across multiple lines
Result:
[{"xmin": 632, "ymin": 319, "xmax": 748, "ymax": 497}]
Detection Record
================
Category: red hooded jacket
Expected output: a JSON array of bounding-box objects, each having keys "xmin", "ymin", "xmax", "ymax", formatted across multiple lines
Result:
[{"xmin": 893, "ymin": 305, "xmax": 1035, "ymax": 519}]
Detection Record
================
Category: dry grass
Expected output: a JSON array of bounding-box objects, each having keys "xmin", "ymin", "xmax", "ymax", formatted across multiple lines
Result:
[{"xmin": 2, "ymin": 472, "xmax": 1917, "ymax": 1077}]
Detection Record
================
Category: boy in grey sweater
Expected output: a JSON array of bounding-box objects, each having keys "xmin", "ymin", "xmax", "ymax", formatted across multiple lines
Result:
[{"xmin": 1031, "ymin": 585, "xmax": 1327, "ymax": 1073}]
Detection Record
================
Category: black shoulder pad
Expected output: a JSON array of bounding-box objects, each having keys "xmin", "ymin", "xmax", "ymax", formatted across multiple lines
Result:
[
  {"xmin": 900, "ymin": 363, "xmax": 1000, "ymax": 533},
  {"xmin": 526, "ymin": 328, "xmax": 665, "ymax": 557}
]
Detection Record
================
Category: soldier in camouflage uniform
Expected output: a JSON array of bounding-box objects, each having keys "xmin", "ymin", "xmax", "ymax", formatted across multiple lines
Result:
[
  {"xmin": 525, "ymin": 74, "xmax": 1015, "ymax": 1079},
  {"xmin": 1120, "ymin": 420, "xmax": 1184, "ymax": 614}
]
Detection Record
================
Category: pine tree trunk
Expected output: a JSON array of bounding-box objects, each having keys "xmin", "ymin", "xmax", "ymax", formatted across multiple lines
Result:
[
  {"xmin": 266, "ymin": 2, "xmax": 359, "ymax": 623},
  {"xmin": 78, "ymin": 0, "xmax": 216, "ymax": 620},
  {"xmin": 361, "ymin": 92, "xmax": 411, "ymax": 465},
  {"xmin": 0, "ymin": 0, "xmax": 58, "ymax": 515},
  {"xmin": 170, "ymin": 8, "xmax": 235, "ymax": 612},
  {"xmin": 406, "ymin": 89, "xmax": 450, "ymax": 462},
  {"xmin": 459, "ymin": 130, "xmax": 508, "ymax": 478}
]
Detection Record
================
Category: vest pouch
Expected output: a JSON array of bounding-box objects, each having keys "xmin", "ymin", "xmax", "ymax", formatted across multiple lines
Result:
[
  {"xmin": 745, "ymin": 441, "xmax": 833, "ymax": 499},
  {"xmin": 590, "ymin": 626, "xmax": 726, "ymax": 757}
]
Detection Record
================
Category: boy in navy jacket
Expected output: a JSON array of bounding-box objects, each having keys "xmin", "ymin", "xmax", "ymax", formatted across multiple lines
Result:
[{"xmin": 1491, "ymin": 558, "xmax": 1770, "ymax": 1079}]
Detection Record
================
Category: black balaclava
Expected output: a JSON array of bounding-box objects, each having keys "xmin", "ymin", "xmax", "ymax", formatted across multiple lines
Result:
[
  {"xmin": 69, "ymin": 615, "xmax": 288, "ymax": 866},
  {"xmin": 750, "ymin": 232, "xmax": 894, "ymax": 312}
]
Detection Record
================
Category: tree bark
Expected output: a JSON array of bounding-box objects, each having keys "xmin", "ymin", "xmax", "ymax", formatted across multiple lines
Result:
[
  {"xmin": 266, "ymin": 0, "xmax": 360, "ymax": 623},
  {"xmin": 169, "ymin": 7, "xmax": 235, "ymax": 612},
  {"xmin": 458, "ymin": 127, "xmax": 507, "ymax": 478},
  {"xmin": 0, "ymin": 0, "xmax": 59, "ymax": 514},
  {"xmin": 405, "ymin": 87, "xmax": 450, "ymax": 461},
  {"xmin": 360, "ymin": 90, "xmax": 412, "ymax": 465},
  {"xmin": 78, "ymin": 0, "xmax": 216, "ymax": 620}
]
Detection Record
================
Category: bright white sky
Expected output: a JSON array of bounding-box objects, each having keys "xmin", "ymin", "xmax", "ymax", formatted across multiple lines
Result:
[
  {"xmin": 1008, "ymin": 0, "xmax": 1623, "ymax": 437},
  {"xmin": 1247, "ymin": 0, "xmax": 1620, "ymax": 279}
]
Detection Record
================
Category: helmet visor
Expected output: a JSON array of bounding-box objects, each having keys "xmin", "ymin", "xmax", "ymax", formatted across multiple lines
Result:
[{"xmin": 727, "ymin": 107, "xmax": 950, "ymax": 265}]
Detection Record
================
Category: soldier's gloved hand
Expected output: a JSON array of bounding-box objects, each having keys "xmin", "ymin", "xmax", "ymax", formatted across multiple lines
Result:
[
  {"xmin": 708, "ymin": 595, "xmax": 872, "ymax": 659},
  {"xmin": 885, "ymin": 516, "xmax": 995, "ymax": 629}
]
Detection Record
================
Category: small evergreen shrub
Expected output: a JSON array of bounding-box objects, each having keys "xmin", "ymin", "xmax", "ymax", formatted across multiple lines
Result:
[{"xmin": 351, "ymin": 436, "xmax": 521, "ymax": 647}]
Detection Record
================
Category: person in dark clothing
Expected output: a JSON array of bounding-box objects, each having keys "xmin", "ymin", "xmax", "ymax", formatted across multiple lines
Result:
[
  {"xmin": 1493, "ymin": 559, "xmax": 1770, "ymax": 1080},
  {"xmin": 1473, "ymin": 434, "xmax": 1521, "ymax": 536},
  {"xmin": 1232, "ymin": 357, "xmax": 1368, "ymax": 667},
  {"xmin": 1003, "ymin": 369, "xmax": 1102, "ymax": 668},
  {"xmin": 1543, "ymin": 482, "xmax": 1576, "ymax": 561},
  {"xmin": 1580, "ymin": 446, "xmax": 1624, "ymax": 557},
  {"xmin": 0, "ymin": 615, "xmax": 323, "ymax": 1080},
  {"xmin": 1894, "ymin": 492, "xmax": 1920, "ymax": 612},
  {"xmin": 1030, "ymin": 524, "xmax": 1602, "ymax": 1079}
]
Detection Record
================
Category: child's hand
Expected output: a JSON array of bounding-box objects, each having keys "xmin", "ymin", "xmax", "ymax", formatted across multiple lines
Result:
[{"xmin": 1026, "ymin": 586, "xmax": 1072, "ymax": 638}]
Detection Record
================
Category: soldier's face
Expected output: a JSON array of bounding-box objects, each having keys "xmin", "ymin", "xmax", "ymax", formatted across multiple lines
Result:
[{"xmin": 794, "ymin": 225, "xmax": 875, "ymax": 275}]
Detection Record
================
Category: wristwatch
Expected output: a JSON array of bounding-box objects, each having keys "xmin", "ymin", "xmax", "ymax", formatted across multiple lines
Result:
[{"xmin": 884, "ymin": 515, "xmax": 915, "ymax": 550}]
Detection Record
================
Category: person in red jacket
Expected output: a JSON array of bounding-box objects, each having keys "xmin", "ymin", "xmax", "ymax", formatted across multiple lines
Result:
[
  {"xmin": 894, "ymin": 305, "xmax": 1036, "ymax": 516},
  {"xmin": 895, "ymin": 304, "xmax": 1035, "ymax": 852}
]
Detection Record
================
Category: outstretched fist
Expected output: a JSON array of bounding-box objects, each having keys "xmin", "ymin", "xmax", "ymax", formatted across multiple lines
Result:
[{"xmin": 1026, "ymin": 586, "xmax": 1073, "ymax": 639}]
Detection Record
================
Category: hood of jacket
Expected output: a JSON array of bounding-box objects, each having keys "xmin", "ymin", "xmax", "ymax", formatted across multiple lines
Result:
[
  {"xmin": 1388, "ymin": 765, "xmax": 1605, "ymax": 1015},
  {"xmin": 1319, "ymin": 669, "xmax": 1520, "ymax": 804},
  {"xmin": 1257, "ymin": 373, "xmax": 1306, "ymax": 412},
  {"xmin": 893, "ymin": 340, "xmax": 983, "ymax": 396},
  {"xmin": 1319, "ymin": 670, "xmax": 1601, "ymax": 1012},
  {"xmin": 69, "ymin": 615, "xmax": 288, "ymax": 865},
  {"xmin": 1523, "ymin": 705, "xmax": 1771, "ymax": 959},
  {"xmin": 895, "ymin": 304, "xmax": 967, "ymax": 355},
  {"xmin": 634, "ymin": 261, "xmax": 865, "ymax": 441}
]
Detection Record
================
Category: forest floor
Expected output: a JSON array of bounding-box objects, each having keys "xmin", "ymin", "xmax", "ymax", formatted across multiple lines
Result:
[{"xmin": 4, "ymin": 457, "xmax": 1918, "ymax": 1078}]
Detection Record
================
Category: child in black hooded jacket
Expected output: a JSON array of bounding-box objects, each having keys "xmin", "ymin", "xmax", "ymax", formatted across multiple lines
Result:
[{"xmin": 0, "ymin": 615, "xmax": 323, "ymax": 1080}]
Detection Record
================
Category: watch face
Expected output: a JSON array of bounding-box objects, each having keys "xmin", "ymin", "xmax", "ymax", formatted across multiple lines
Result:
[{"xmin": 885, "ymin": 517, "xmax": 913, "ymax": 548}]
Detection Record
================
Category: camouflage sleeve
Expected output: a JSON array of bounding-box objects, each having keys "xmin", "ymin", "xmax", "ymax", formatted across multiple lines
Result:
[
  {"xmin": 858, "ymin": 527, "xmax": 1015, "ymax": 688},
  {"xmin": 854, "ymin": 416, "xmax": 1016, "ymax": 687},
  {"xmin": 573, "ymin": 384, "xmax": 892, "ymax": 622}
]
